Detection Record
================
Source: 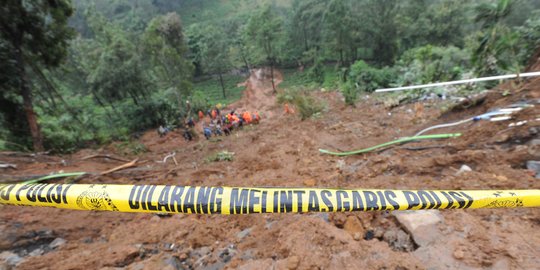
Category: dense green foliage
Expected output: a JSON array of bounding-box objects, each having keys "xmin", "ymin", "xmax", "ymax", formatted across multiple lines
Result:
[{"xmin": 1, "ymin": 0, "xmax": 539, "ymax": 151}]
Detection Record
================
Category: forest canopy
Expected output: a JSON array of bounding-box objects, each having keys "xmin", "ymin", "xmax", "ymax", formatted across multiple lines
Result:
[{"xmin": 1, "ymin": 0, "xmax": 539, "ymax": 152}]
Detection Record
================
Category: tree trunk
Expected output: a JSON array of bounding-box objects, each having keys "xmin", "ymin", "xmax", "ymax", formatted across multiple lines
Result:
[
  {"xmin": 218, "ymin": 73, "xmax": 226, "ymax": 99},
  {"xmin": 339, "ymin": 49, "xmax": 344, "ymax": 67},
  {"xmin": 302, "ymin": 25, "xmax": 309, "ymax": 52},
  {"xmin": 239, "ymin": 49, "xmax": 250, "ymax": 72},
  {"xmin": 270, "ymin": 60, "xmax": 276, "ymax": 94},
  {"xmin": 16, "ymin": 48, "xmax": 44, "ymax": 152}
]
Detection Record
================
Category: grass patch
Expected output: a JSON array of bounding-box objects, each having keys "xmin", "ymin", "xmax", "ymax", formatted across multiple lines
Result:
[
  {"xmin": 205, "ymin": 150, "xmax": 235, "ymax": 162},
  {"xmin": 279, "ymin": 66, "xmax": 340, "ymax": 90},
  {"xmin": 193, "ymin": 74, "xmax": 246, "ymax": 106}
]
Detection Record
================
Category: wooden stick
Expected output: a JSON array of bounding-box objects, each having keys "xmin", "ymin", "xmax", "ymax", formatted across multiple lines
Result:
[
  {"xmin": 101, "ymin": 159, "xmax": 138, "ymax": 175},
  {"xmin": 82, "ymin": 154, "xmax": 130, "ymax": 163}
]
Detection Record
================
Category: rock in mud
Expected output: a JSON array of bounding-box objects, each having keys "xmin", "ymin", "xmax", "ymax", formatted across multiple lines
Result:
[
  {"xmin": 343, "ymin": 216, "xmax": 364, "ymax": 240},
  {"xmin": 455, "ymin": 164, "xmax": 472, "ymax": 175},
  {"xmin": 392, "ymin": 210, "xmax": 442, "ymax": 246},
  {"xmin": 528, "ymin": 139, "xmax": 540, "ymax": 157},
  {"xmin": 28, "ymin": 248, "xmax": 44, "ymax": 257},
  {"xmin": 383, "ymin": 229, "xmax": 415, "ymax": 251},
  {"xmin": 0, "ymin": 251, "xmax": 23, "ymax": 268},
  {"xmin": 49, "ymin": 238, "xmax": 66, "ymax": 249},
  {"xmin": 286, "ymin": 255, "xmax": 300, "ymax": 270},
  {"xmin": 163, "ymin": 255, "xmax": 183, "ymax": 270},
  {"xmin": 236, "ymin": 228, "xmax": 252, "ymax": 240},
  {"xmin": 302, "ymin": 179, "xmax": 316, "ymax": 187},
  {"xmin": 526, "ymin": 161, "xmax": 540, "ymax": 178}
]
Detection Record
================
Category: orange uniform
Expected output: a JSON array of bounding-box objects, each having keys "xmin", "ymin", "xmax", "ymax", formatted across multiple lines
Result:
[
  {"xmin": 242, "ymin": 111, "xmax": 252, "ymax": 124},
  {"xmin": 198, "ymin": 111, "xmax": 204, "ymax": 120},
  {"xmin": 284, "ymin": 103, "xmax": 295, "ymax": 114},
  {"xmin": 211, "ymin": 109, "xmax": 217, "ymax": 119}
]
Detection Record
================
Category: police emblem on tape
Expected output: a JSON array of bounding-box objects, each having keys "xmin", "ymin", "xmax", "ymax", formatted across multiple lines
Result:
[{"xmin": 76, "ymin": 185, "xmax": 119, "ymax": 211}]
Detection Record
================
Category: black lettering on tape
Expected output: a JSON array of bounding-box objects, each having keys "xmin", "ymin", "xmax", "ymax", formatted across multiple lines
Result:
[
  {"xmin": 440, "ymin": 191, "xmax": 455, "ymax": 209},
  {"xmin": 0, "ymin": 184, "xmax": 15, "ymax": 201},
  {"xmin": 418, "ymin": 190, "xmax": 435, "ymax": 209},
  {"xmin": 184, "ymin": 187, "xmax": 196, "ymax": 213},
  {"xmin": 384, "ymin": 191, "xmax": 399, "ymax": 210},
  {"xmin": 308, "ymin": 191, "xmax": 320, "ymax": 212},
  {"xmin": 363, "ymin": 191, "xmax": 379, "ymax": 211},
  {"xmin": 129, "ymin": 185, "xmax": 142, "ymax": 209},
  {"xmin": 26, "ymin": 184, "xmax": 37, "ymax": 202},
  {"xmin": 146, "ymin": 185, "xmax": 158, "ymax": 211},
  {"xmin": 231, "ymin": 188, "xmax": 249, "ymax": 214},
  {"xmin": 460, "ymin": 192, "xmax": 474, "ymax": 209},
  {"xmin": 196, "ymin": 187, "xmax": 212, "ymax": 214},
  {"xmin": 279, "ymin": 191, "xmax": 293, "ymax": 213},
  {"xmin": 351, "ymin": 191, "xmax": 364, "ymax": 211},
  {"xmin": 336, "ymin": 191, "xmax": 349, "ymax": 211},
  {"xmin": 157, "ymin": 186, "xmax": 171, "ymax": 212},
  {"xmin": 449, "ymin": 191, "xmax": 466, "ymax": 209},
  {"xmin": 260, "ymin": 191, "xmax": 267, "ymax": 213},
  {"xmin": 36, "ymin": 184, "xmax": 48, "ymax": 203},
  {"xmin": 16, "ymin": 184, "xmax": 31, "ymax": 201},
  {"xmin": 403, "ymin": 191, "xmax": 420, "ymax": 210},
  {"xmin": 248, "ymin": 189, "xmax": 260, "ymax": 213},
  {"xmin": 376, "ymin": 191, "xmax": 387, "ymax": 210},
  {"xmin": 429, "ymin": 191, "xmax": 443, "ymax": 209},
  {"xmin": 210, "ymin": 187, "xmax": 223, "ymax": 214},
  {"xmin": 61, "ymin": 184, "xmax": 72, "ymax": 204},
  {"xmin": 170, "ymin": 186, "xmax": 185, "ymax": 212},
  {"xmin": 321, "ymin": 190, "xmax": 333, "ymax": 212},
  {"xmin": 293, "ymin": 190, "xmax": 305, "ymax": 212}
]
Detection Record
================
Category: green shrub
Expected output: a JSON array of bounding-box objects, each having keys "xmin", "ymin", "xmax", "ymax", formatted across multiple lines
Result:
[
  {"xmin": 348, "ymin": 60, "xmax": 396, "ymax": 93},
  {"xmin": 306, "ymin": 58, "xmax": 325, "ymax": 85},
  {"xmin": 206, "ymin": 150, "xmax": 235, "ymax": 162},
  {"xmin": 397, "ymin": 45, "xmax": 470, "ymax": 85},
  {"xmin": 341, "ymin": 83, "xmax": 357, "ymax": 106},
  {"xmin": 277, "ymin": 87, "xmax": 326, "ymax": 120}
]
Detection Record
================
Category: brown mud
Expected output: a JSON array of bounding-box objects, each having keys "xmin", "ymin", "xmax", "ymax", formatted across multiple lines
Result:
[{"xmin": 1, "ymin": 67, "xmax": 539, "ymax": 270}]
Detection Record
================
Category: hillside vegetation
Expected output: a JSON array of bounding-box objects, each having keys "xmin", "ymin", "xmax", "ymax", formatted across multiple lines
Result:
[{"xmin": 1, "ymin": 0, "xmax": 539, "ymax": 152}]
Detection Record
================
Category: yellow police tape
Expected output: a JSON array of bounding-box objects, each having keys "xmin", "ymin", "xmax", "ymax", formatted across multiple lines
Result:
[{"xmin": 1, "ymin": 184, "xmax": 539, "ymax": 214}]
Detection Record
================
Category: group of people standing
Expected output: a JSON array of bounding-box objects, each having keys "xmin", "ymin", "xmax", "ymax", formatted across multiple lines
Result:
[{"xmin": 199, "ymin": 107, "xmax": 261, "ymax": 140}]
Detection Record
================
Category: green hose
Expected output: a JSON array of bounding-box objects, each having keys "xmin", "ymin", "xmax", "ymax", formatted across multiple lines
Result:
[
  {"xmin": 23, "ymin": 172, "xmax": 87, "ymax": 184},
  {"xmin": 319, "ymin": 133, "xmax": 462, "ymax": 156}
]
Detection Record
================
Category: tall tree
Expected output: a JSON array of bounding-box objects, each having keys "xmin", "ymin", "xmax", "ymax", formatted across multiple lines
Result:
[
  {"xmin": 0, "ymin": 0, "xmax": 75, "ymax": 151},
  {"xmin": 289, "ymin": 0, "xmax": 325, "ymax": 64},
  {"xmin": 143, "ymin": 12, "xmax": 193, "ymax": 107},
  {"xmin": 473, "ymin": 0, "xmax": 516, "ymax": 75},
  {"xmin": 246, "ymin": 5, "xmax": 284, "ymax": 93},
  {"xmin": 362, "ymin": 0, "xmax": 399, "ymax": 66},
  {"xmin": 198, "ymin": 24, "xmax": 232, "ymax": 98},
  {"xmin": 323, "ymin": 0, "xmax": 353, "ymax": 66}
]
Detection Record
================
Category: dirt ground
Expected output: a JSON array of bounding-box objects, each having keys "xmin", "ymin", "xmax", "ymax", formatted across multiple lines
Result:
[{"xmin": 1, "ymin": 65, "xmax": 539, "ymax": 269}]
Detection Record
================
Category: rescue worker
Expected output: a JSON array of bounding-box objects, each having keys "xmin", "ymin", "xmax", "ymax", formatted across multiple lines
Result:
[
  {"xmin": 183, "ymin": 128, "xmax": 193, "ymax": 141},
  {"xmin": 198, "ymin": 110, "xmax": 204, "ymax": 120},
  {"xmin": 187, "ymin": 118, "xmax": 195, "ymax": 128},
  {"xmin": 242, "ymin": 111, "xmax": 252, "ymax": 124},
  {"xmin": 203, "ymin": 124, "xmax": 212, "ymax": 140},
  {"xmin": 158, "ymin": 125, "xmax": 167, "ymax": 137},
  {"xmin": 253, "ymin": 111, "xmax": 261, "ymax": 124},
  {"xmin": 284, "ymin": 103, "xmax": 295, "ymax": 114}
]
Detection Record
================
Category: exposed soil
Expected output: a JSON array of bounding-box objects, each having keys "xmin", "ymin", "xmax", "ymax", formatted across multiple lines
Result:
[{"xmin": 1, "ymin": 66, "xmax": 539, "ymax": 270}]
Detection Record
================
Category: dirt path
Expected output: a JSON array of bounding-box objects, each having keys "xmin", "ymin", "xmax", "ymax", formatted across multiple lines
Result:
[{"xmin": 1, "ymin": 68, "xmax": 539, "ymax": 270}]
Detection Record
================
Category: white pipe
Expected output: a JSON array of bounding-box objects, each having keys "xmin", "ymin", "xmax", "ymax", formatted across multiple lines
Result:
[
  {"xmin": 414, "ymin": 118, "xmax": 474, "ymax": 136},
  {"xmin": 375, "ymin": 71, "xmax": 540, "ymax": 93}
]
